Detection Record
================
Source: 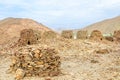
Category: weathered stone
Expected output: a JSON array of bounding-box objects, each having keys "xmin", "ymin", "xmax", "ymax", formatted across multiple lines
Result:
[
  {"xmin": 90, "ymin": 30, "xmax": 104, "ymax": 41},
  {"xmin": 77, "ymin": 30, "xmax": 88, "ymax": 39},
  {"xmin": 105, "ymin": 36, "xmax": 114, "ymax": 42},
  {"xmin": 95, "ymin": 49, "xmax": 109, "ymax": 54},
  {"xmin": 61, "ymin": 30, "xmax": 73, "ymax": 39},
  {"xmin": 42, "ymin": 31, "xmax": 57, "ymax": 39},
  {"xmin": 17, "ymin": 29, "xmax": 37, "ymax": 46}
]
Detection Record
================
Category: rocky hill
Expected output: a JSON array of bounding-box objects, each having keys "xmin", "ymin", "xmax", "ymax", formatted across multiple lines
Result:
[
  {"xmin": 0, "ymin": 18, "xmax": 51, "ymax": 44},
  {"xmin": 82, "ymin": 16, "xmax": 120, "ymax": 34}
]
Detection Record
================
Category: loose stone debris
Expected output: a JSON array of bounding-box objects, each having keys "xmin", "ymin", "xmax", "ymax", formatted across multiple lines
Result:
[
  {"xmin": 113, "ymin": 30, "xmax": 120, "ymax": 42},
  {"xmin": 8, "ymin": 46, "xmax": 61, "ymax": 80}
]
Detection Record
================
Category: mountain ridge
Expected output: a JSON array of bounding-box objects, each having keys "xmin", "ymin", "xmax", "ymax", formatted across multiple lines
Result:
[
  {"xmin": 0, "ymin": 17, "xmax": 52, "ymax": 44},
  {"xmin": 82, "ymin": 16, "xmax": 120, "ymax": 34}
]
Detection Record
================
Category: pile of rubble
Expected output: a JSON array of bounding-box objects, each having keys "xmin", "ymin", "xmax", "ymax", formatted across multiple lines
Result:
[{"xmin": 9, "ymin": 46, "xmax": 61, "ymax": 80}]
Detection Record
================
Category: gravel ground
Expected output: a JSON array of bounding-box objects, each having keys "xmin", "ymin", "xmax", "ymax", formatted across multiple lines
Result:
[{"xmin": 0, "ymin": 40, "xmax": 120, "ymax": 80}]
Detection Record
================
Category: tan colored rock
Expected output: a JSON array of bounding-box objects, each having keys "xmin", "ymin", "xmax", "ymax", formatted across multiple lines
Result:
[
  {"xmin": 17, "ymin": 29, "xmax": 37, "ymax": 46},
  {"xmin": 95, "ymin": 49, "xmax": 109, "ymax": 54},
  {"xmin": 9, "ymin": 47, "xmax": 61, "ymax": 79},
  {"xmin": 105, "ymin": 36, "xmax": 114, "ymax": 42},
  {"xmin": 77, "ymin": 30, "xmax": 88, "ymax": 39},
  {"xmin": 42, "ymin": 31, "xmax": 57, "ymax": 39},
  {"xmin": 113, "ymin": 30, "xmax": 120, "ymax": 42},
  {"xmin": 61, "ymin": 30, "xmax": 73, "ymax": 39},
  {"xmin": 15, "ymin": 68, "xmax": 25, "ymax": 80},
  {"xmin": 90, "ymin": 30, "xmax": 104, "ymax": 41}
]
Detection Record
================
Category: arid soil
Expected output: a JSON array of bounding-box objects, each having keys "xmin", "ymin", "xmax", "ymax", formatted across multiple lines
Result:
[{"xmin": 0, "ymin": 39, "xmax": 120, "ymax": 80}]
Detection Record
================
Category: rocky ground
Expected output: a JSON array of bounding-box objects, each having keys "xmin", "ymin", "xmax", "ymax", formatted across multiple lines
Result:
[{"xmin": 0, "ymin": 39, "xmax": 120, "ymax": 80}]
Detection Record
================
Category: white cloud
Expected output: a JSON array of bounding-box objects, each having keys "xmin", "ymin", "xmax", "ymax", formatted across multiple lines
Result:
[{"xmin": 0, "ymin": 0, "xmax": 120, "ymax": 29}]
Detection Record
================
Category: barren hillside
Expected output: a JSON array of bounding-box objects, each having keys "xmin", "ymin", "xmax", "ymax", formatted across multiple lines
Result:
[
  {"xmin": 0, "ymin": 18, "xmax": 51, "ymax": 44},
  {"xmin": 82, "ymin": 16, "xmax": 120, "ymax": 34}
]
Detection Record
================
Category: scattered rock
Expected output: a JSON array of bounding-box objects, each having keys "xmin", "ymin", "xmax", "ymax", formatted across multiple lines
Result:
[
  {"xmin": 15, "ymin": 68, "xmax": 25, "ymax": 80},
  {"xmin": 90, "ymin": 59, "xmax": 99, "ymax": 63},
  {"xmin": 95, "ymin": 49, "xmax": 109, "ymax": 54}
]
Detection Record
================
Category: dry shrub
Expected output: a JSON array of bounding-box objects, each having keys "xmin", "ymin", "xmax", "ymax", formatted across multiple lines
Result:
[
  {"xmin": 90, "ymin": 30, "xmax": 104, "ymax": 41},
  {"xmin": 42, "ymin": 31, "xmax": 57, "ymax": 39},
  {"xmin": 113, "ymin": 30, "xmax": 120, "ymax": 42},
  {"xmin": 77, "ymin": 30, "xmax": 88, "ymax": 39},
  {"xmin": 9, "ymin": 46, "xmax": 61, "ymax": 80},
  {"xmin": 61, "ymin": 30, "xmax": 73, "ymax": 39},
  {"xmin": 17, "ymin": 29, "xmax": 37, "ymax": 46}
]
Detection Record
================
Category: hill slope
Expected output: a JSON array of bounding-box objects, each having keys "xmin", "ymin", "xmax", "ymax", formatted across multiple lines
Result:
[
  {"xmin": 0, "ymin": 18, "xmax": 51, "ymax": 44},
  {"xmin": 82, "ymin": 16, "xmax": 120, "ymax": 34}
]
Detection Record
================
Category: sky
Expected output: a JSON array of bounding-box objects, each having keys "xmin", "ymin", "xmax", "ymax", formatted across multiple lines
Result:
[{"xmin": 0, "ymin": 0, "xmax": 120, "ymax": 31}]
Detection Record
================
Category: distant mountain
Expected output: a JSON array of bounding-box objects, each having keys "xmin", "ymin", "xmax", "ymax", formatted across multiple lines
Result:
[
  {"xmin": 82, "ymin": 16, "xmax": 120, "ymax": 34},
  {"xmin": 0, "ymin": 17, "xmax": 52, "ymax": 44}
]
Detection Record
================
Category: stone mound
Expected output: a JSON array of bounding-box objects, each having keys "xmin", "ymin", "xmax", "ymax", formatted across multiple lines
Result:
[
  {"xmin": 8, "ymin": 46, "xmax": 61, "ymax": 80},
  {"xmin": 90, "ymin": 30, "xmax": 104, "ymax": 41}
]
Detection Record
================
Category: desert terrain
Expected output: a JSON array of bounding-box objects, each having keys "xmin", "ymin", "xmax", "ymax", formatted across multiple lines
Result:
[{"xmin": 0, "ymin": 17, "xmax": 120, "ymax": 80}]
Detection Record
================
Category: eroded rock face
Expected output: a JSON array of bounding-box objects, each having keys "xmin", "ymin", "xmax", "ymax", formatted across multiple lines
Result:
[
  {"xmin": 9, "ymin": 46, "xmax": 61, "ymax": 79},
  {"xmin": 90, "ymin": 30, "xmax": 104, "ymax": 41},
  {"xmin": 17, "ymin": 29, "xmax": 37, "ymax": 46},
  {"xmin": 113, "ymin": 30, "xmax": 120, "ymax": 42}
]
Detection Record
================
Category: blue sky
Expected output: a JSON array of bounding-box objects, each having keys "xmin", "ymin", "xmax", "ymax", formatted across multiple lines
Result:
[{"xmin": 0, "ymin": 0, "xmax": 120, "ymax": 31}]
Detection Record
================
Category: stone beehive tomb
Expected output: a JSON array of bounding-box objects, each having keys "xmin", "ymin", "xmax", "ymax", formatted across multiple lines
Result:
[
  {"xmin": 42, "ymin": 31, "xmax": 57, "ymax": 39},
  {"xmin": 113, "ymin": 30, "xmax": 120, "ymax": 42},
  {"xmin": 61, "ymin": 30, "xmax": 73, "ymax": 39},
  {"xmin": 77, "ymin": 30, "xmax": 88, "ymax": 39},
  {"xmin": 17, "ymin": 29, "xmax": 37, "ymax": 46},
  {"xmin": 90, "ymin": 30, "xmax": 104, "ymax": 41}
]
